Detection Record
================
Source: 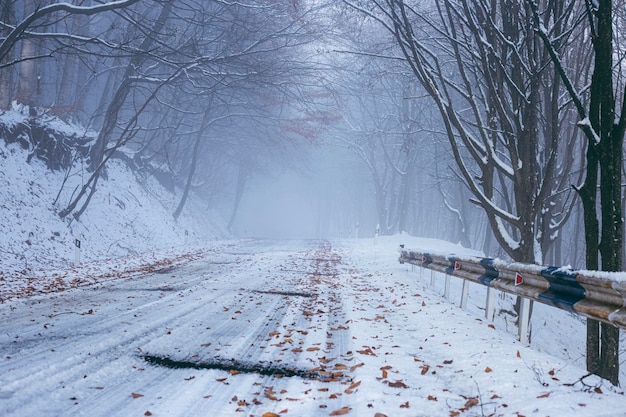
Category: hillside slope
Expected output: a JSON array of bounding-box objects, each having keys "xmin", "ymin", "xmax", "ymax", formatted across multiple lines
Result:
[{"xmin": 0, "ymin": 106, "xmax": 230, "ymax": 277}]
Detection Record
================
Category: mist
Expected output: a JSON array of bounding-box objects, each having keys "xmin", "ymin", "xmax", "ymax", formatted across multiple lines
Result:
[{"xmin": 230, "ymin": 145, "xmax": 377, "ymax": 240}]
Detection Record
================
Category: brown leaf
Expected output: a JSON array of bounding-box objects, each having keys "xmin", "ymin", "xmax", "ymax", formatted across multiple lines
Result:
[
  {"xmin": 144, "ymin": 412, "xmax": 152, "ymax": 416},
  {"xmin": 374, "ymin": 414, "xmax": 388, "ymax": 417},
  {"xmin": 262, "ymin": 413, "xmax": 280, "ymax": 417},
  {"xmin": 350, "ymin": 362, "xmax": 365, "ymax": 372},
  {"xmin": 537, "ymin": 392, "xmax": 550, "ymax": 398},
  {"xmin": 484, "ymin": 367, "xmax": 493, "ymax": 373},
  {"xmin": 348, "ymin": 380, "xmax": 361, "ymax": 390},
  {"xmin": 131, "ymin": 392, "xmax": 144, "ymax": 399},
  {"xmin": 516, "ymin": 350, "xmax": 521, "ymax": 358},
  {"xmin": 388, "ymin": 380, "xmax": 409, "ymax": 389},
  {"xmin": 464, "ymin": 397, "xmax": 479, "ymax": 408},
  {"xmin": 420, "ymin": 364, "xmax": 430, "ymax": 375},
  {"xmin": 427, "ymin": 395, "xmax": 437, "ymax": 401},
  {"xmin": 400, "ymin": 401, "xmax": 410, "ymax": 408},
  {"xmin": 443, "ymin": 359, "xmax": 453, "ymax": 365},
  {"xmin": 330, "ymin": 406, "xmax": 352, "ymax": 415}
]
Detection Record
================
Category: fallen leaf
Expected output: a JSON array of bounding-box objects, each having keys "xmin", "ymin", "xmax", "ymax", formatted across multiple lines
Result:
[
  {"xmin": 262, "ymin": 413, "xmax": 280, "ymax": 417},
  {"xmin": 420, "ymin": 364, "xmax": 430, "ymax": 375},
  {"xmin": 484, "ymin": 367, "xmax": 493, "ymax": 373},
  {"xmin": 388, "ymin": 380, "xmax": 409, "ymax": 388},
  {"xmin": 330, "ymin": 406, "xmax": 352, "ymax": 415},
  {"xmin": 144, "ymin": 411, "xmax": 152, "ymax": 416},
  {"xmin": 348, "ymin": 381, "xmax": 361, "ymax": 390},
  {"xmin": 400, "ymin": 401, "xmax": 410, "ymax": 408},
  {"xmin": 516, "ymin": 350, "xmax": 521, "ymax": 358},
  {"xmin": 131, "ymin": 392, "xmax": 144, "ymax": 399},
  {"xmin": 537, "ymin": 392, "xmax": 550, "ymax": 398},
  {"xmin": 374, "ymin": 414, "xmax": 388, "ymax": 417},
  {"xmin": 427, "ymin": 395, "xmax": 437, "ymax": 401},
  {"xmin": 350, "ymin": 362, "xmax": 364, "ymax": 372},
  {"xmin": 464, "ymin": 397, "xmax": 479, "ymax": 408}
]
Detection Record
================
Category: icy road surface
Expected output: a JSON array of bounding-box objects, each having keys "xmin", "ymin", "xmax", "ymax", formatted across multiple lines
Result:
[{"xmin": 1, "ymin": 238, "xmax": 625, "ymax": 416}]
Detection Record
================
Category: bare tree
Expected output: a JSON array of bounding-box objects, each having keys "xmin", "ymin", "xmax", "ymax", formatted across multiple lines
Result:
[
  {"xmin": 344, "ymin": 0, "xmax": 580, "ymax": 266},
  {"xmin": 528, "ymin": 0, "xmax": 626, "ymax": 387}
]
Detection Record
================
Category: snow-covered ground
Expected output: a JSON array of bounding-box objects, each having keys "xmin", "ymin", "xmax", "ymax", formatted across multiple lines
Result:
[
  {"xmin": 2, "ymin": 109, "xmax": 626, "ymax": 416},
  {"xmin": 1, "ymin": 237, "xmax": 625, "ymax": 417},
  {"xmin": 0, "ymin": 112, "xmax": 229, "ymax": 279}
]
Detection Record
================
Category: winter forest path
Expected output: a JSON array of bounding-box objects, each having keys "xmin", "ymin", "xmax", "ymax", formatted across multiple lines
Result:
[{"xmin": 1, "ymin": 239, "xmax": 626, "ymax": 416}]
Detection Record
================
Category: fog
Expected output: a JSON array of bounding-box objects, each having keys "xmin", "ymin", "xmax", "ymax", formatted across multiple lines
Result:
[{"xmin": 231, "ymin": 145, "xmax": 378, "ymax": 240}]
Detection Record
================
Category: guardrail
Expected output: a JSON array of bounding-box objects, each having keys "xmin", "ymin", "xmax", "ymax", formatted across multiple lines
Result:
[{"xmin": 399, "ymin": 247, "xmax": 626, "ymax": 343}]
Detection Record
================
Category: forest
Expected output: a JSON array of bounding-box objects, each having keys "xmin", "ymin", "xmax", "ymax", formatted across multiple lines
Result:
[{"xmin": 1, "ymin": 0, "xmax": 626, "ymax": 386}]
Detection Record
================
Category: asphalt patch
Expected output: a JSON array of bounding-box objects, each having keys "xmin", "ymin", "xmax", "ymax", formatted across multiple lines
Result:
[
  {"xmin": 252, "ymin": 289, "xmax": 314, "ymax": 298},
  {"xmin": 143, "ymin": 355, "xmax": 329, "ymax": 380}
]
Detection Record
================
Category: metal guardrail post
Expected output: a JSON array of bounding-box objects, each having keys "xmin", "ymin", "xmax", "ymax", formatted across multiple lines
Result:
[
  {"xmin": 460, "ymin": 280, "xmax": 469, "ymax": 309},
  {"xmin": 485, "ymin": 287, "xmax": 495, "ymax": 321},
  {"xmin": 518, "ymin": 298, "xmax": 532, "ymax": 344}
]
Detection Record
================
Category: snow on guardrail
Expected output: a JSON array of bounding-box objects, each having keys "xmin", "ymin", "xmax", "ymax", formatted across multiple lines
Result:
[{"xmin": 399, "ymin": 246, "xmax": 626, "ymax": 343}]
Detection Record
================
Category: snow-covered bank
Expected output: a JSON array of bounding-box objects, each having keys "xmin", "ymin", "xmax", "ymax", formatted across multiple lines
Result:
[{"xmin": 0, "ymin": 107, "xmax": 230, "ymax": 278}]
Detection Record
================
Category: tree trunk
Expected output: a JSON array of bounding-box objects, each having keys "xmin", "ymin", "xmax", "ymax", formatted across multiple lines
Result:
[
  {"xmin": 227, "ymin": 163, "xmax": 249, "ymax": 232},
  {"xmin": 0, "ymin": 1, "xmax": 15, "ymax": 110},
  {"xmin": 88, "ymin": 2, "xmax": 171, "ymax": 171},
  {"xmin": 173, "ymin": 125, "xmax": 204, "ymax": 220},
  {"xmin": 16, "ymin": 0, "xmax": 36, "ymax": 105},
  {"xmin": 584, "ymin": 0, "xmax": 621, "ymax": 385}
]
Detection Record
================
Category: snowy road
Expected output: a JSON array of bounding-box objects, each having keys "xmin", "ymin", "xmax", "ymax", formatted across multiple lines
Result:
[{"xmin": 2, "ymin": 238, "xmax": 626, "ymax": 416}]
